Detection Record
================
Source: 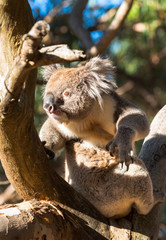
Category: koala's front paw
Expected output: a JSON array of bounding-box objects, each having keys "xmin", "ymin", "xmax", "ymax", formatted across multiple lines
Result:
[{"xmin": 106, "ymin": 139, "xmax": 134, "ymax": 170}]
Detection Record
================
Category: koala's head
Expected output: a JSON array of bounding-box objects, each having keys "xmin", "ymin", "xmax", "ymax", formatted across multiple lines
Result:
[{"xmin": 42, "ymin": 56, "xmax": 117, "ymax": 123}]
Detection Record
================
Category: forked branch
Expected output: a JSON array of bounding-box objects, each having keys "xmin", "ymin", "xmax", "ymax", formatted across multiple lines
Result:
[
  {"xmin": 89, "ymin": 0, "xmax": 133, "ymax": 56},
  {"xmin": 69, "ymin": 0, "xmax": 133, "ymax": 56}
]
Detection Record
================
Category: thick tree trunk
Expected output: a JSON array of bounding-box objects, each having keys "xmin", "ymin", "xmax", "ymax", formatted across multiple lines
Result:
[{"xmin": 0, "ymin": 1, "xmax": 165, "ymax": 239}]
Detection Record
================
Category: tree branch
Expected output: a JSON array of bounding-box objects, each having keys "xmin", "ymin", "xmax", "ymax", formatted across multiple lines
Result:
[
  {"xmin": 44, "ymin": 0, "xmax": 71, "ymax": 24},
  {"xmin": 1, "ymin": 104, "xmax": 166, "ymax": 239},
  {"xmin": 0, "ymin": 20, "xmax": 86, "ymax": 112},
  {"xmin": 0, "ymin": 184, "xmax": 22, "ymax": 205},
  {"xmin": 89, "ymin": 0, "xmax": 133, "ymax": 56},
  {"xmin": 69, "ymin": 0, "xmax": 133, "ymax": 56},
  {"xmin": 35, "ymin": 45, "xmax": 86, "ymax": 67},
  {"xmin": 69, "ymin": 0, "xmax": 94, "ymax": 50},
  {"xmin": 0, "ymin": 200, "xmax": 107, "ymax": 240}
]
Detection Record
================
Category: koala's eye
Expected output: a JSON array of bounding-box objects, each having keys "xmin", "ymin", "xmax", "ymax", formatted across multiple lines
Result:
[{"xmin": 62, "ymin": 89, "xmax": 71, "ymax": 99}]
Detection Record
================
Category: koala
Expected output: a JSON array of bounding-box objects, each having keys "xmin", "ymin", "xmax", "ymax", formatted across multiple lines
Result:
[
  {"xmin": 40, "ymin": 56, "xmax": 149, "ymax": 168},
  {"xmin": 64, "ymin": 140, "xmax": 162, "ymax": 218},
  {"xmin": 39, "ymin": 57, "xmax": 163, "ymax": 218}
]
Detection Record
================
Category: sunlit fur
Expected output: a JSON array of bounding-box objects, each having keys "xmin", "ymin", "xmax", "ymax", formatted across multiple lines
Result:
[
  {"xmin": 42, "ymin": 63, "xmax": 62, "ymax": 81},
  {"xmin": 83, "ymin": 57, "xmax": 117, "ymax": 107}
]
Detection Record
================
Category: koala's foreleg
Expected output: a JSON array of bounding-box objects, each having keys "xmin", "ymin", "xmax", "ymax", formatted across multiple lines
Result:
[{"xmin": 106, "ymin": 104, "xmax": 149, "ymax": 169}]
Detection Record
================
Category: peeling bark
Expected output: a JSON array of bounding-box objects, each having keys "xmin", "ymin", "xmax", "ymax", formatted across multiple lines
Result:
[{"xmin": 0, "ymin": 200, "xmax": 106, "ymax": 240}]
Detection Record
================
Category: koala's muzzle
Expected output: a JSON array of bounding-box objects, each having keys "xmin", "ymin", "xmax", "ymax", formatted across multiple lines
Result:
[{"xmin": 43, "ymin": 93, "xmax": 64, "ymax": 114}]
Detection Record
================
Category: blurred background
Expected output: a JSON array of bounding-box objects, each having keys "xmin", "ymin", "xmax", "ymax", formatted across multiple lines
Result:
[
  {"xmin": 32, "ymin": 0, "xmax": 166, "ymax": 128},
  {"xmin": 1, "ymin": 0, "xmax": 166, "ymax": 238}
]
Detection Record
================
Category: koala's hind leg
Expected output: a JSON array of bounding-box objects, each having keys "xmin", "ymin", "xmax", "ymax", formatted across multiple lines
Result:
[
  {"xmin": 133, "ymin": 199, "xmax": 153, "ymax": 215},
  {"xmin": 134, "ymin": 191, "xmax": 164, "ymax": 215}
]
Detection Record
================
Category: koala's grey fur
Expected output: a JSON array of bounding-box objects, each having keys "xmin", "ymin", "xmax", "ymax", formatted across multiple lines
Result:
[
  {"xmin": 39, "ymin": 57, "xmax": 162, "ymax": 218},
  {"xmin": 65, "ymin": 140, "xmax": 162, "ymax": 218}
]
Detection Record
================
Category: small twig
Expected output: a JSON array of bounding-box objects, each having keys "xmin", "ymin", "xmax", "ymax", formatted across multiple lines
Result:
[
  {"xmin": 20, "ymin": 21, "xmax": 50, "ymax": 66},
  {"xmin": 98, "ymin": 8, "xmax": 116, "ymax": 24},
  {"xmin": 116, "ymin": 80, "xmax": 135, "ymax": 95}
]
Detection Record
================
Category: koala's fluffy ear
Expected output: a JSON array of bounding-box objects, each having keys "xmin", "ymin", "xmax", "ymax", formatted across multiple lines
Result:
[
  {"xmin": 85, "ymin": 56, "xmax": 117, "ymax": 88},
  {"xmin": 42, "ymin": 64, "xmax": 62, "ymax": 81},
  {"xmin": 84, "ymin": 56, "xmax": 117, "ymax": 106}
]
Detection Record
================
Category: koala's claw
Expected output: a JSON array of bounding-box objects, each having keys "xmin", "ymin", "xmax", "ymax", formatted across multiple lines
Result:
[
  {"xmin": 106, "ymin": 140, "xmax": 118, "ymax": 157},
  {"xmin": 106, "ymin": 140, "xmax": 133, "ymax": 170},
  {"xmin": 106, "ymin": 140, "xmax": 113, "ymax": 152},
  {"xmin": 130, "ymin": 156, "xmax": 135, "ymax": 164},
  {"xmin": 120, "ymin": 162, "xmax": 123, "ymax": 170}
]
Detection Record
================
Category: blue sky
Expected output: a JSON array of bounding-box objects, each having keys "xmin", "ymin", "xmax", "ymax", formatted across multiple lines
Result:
[
  {"xmin": 28, "ymin": 0, "xmax": 123, "ymax": 19},
  {"xmin": 28, "ymin": 0, "xmax": 123, "ymax": 44}
]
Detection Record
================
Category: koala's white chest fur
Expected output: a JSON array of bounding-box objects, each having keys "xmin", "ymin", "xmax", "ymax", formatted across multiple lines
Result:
[{"xmin": 57, "ymin": 95, "xmax": 116, "ymax": 147}]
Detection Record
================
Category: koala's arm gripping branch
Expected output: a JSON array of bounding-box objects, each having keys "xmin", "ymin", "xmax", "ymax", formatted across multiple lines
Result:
[
  {"xmin": 116, "ymin": 110, "xmax": 150, "ymax": 141},
  {"xmin": 107, "ymin": 104, "xmax": 149, "ymax": 167},
  {"xmin": 39, "ymin": 118, "xmax": 66, "ymax": 152}
]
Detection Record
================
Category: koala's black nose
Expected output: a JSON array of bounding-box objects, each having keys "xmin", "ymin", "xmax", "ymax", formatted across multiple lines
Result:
[
  {"xmin": 43, "ymin": 93, "xmax": 64, "ymax": 113},
  {"xmin": 43, "ymin": 93, "xmax": 55, "ymax": 113}
]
